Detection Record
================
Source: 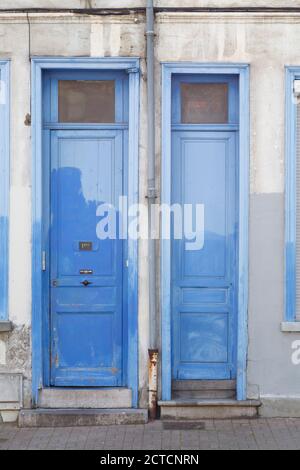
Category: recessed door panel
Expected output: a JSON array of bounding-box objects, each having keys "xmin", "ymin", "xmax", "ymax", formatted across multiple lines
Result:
[
  {"xmin": 50, "ymin": 130, "xmax": 124, "ymax": 386},
  {"xmin": 172, "ymin": 130, "xmax": 238, "ymax": 380}
]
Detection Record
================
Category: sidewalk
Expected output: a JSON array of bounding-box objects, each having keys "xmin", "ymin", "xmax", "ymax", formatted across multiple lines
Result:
[{"xmin": 0, "ymin": 418, "xmax": 300, "ymax": 450}]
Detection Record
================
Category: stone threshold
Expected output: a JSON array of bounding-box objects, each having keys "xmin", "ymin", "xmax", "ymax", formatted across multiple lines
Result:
[
  {"xmin": 159, "ymin": 399, "xmax": 261, "ymax": 420},
  {"xmin": 19, "ymin": 408, "xmax": 148, "ymax": 427},
  {"xmin": 38, "ymin": 387, "xmax": 132, "ymax": 409}
]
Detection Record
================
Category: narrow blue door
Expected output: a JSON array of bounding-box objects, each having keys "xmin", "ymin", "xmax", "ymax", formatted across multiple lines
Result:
[
  {"xmin": 50, "ymin": 130, "xmax": 124, "ymax": 386},
  {"xmin": 171, "ymin": 76, "xmax": 239, "ymax": 380}
]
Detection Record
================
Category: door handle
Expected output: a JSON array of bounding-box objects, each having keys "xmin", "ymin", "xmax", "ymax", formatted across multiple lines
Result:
[{"xmin": 81, "ymin": 280, "xmax": 93, "ymax": 287}]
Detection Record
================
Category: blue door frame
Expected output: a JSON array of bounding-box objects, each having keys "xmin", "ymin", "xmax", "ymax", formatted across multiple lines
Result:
[
  {"xmin": 43, "ymin": 70, "xmax": 129, "ymax": 388},
  {"xmin": 49, "ymin": 129, "xmax": 126, "ymax": 387},
  {"xmin": 31, "ymin": 58, "xmax": 140, "ymax": 407},
  {"xmin": 161, "ymin": 63, "xmax": 250, "ymax": 401},
  {"xmin": 0, "ymin": 60, "xmax": 10, "ymax": 322}
]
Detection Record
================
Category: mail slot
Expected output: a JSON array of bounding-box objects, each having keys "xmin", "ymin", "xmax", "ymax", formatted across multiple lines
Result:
[
  {"xmin": 79, "ymin": 241, "xmax": 93, "ymax": 251},
  {"xmin": 80, "ymin": 269, "xmax": 93, "ymax": 275}
]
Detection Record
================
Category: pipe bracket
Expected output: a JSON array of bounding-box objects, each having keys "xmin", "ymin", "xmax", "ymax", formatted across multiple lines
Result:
[{"xmin": 146, "ymin": 188, "xmax": 158, "ymax": 200}]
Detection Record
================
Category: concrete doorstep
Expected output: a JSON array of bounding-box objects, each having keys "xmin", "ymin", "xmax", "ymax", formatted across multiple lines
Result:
[
  {"xmin": 38, "ymin": 388, "xmax": 132, "ymax": 409},
  {"xmin": 158, "ymin": 399, "xmax": 261, "ymax": 420},
  {"xmin": 19, "ymin": 408, "xmax": 148, "ymax": 428}
]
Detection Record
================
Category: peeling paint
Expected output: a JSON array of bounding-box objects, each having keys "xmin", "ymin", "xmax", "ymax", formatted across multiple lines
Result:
[
  {"xmin": 0, "ymin": 326, "xmax": 31, "ymax": 408},
  {"xmin": 148, "ymin": 349, "xmax": 158, "ymax": 419},
  {"xmin": 6, "ymin": 326, "xmax": 31, "ymax": 373}
]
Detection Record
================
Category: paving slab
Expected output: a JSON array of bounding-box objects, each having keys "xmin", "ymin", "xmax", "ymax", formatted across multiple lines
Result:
[{"xmin": 1, "ymin": 418, "xmax": 300, "ymax": 450}]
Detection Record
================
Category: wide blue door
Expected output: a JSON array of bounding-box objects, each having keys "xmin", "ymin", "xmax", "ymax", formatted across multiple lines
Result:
[
  {"xmin": 171, "ymin": 75, "xmax": 239, "ymax": 381},
  {"xmin": 50, "ymin": 130, "xmax": 124, "ymax": 386}
]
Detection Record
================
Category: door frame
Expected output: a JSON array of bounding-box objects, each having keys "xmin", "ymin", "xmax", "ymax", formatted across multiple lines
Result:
[
  {"xmin": 161, "ymin": 63, "xmax": 250, "ymax": 401},
  {"xmin": 0, "ymin": 60, "xmax": 10, "ymax": 322},
  {"xmin": 31, "ymin": 57, "xmax": 140, "ymax": 407}
]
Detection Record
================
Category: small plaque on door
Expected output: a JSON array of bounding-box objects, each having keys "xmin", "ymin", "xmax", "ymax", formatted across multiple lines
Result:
[
  {"xmin": 80, "ymin": 269, "xmax": 93, "ymax": 275},
  {"xmin": 79, "ymin": 241, "xmax": 93, "ymax": 251}
]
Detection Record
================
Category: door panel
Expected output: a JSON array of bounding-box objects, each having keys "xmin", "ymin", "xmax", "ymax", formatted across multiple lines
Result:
[
  {"xmin": 50, "ymin": 130, "xmax": 124, "ymax": 386},
  {"xmin": 172, "ymin": 131, "xmax": 237, "ymax": 380}
]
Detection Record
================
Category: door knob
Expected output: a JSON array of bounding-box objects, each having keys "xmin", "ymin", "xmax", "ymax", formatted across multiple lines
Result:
[{"xmin": 81, "ymin": 280, "xmax": 92, "ymax": 287}]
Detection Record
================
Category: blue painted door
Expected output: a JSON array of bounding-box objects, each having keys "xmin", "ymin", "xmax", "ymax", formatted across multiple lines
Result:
[
  {"xmin": 171, "ymin": 75, "xmax": 238, "ymax": 380},
  {"xmin": 50, "ymin": 130, "xmax": 124, "ymax": 386}
]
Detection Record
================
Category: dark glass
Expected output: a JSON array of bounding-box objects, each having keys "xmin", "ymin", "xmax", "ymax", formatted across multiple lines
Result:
[
  {"xmin": 58, "ymin": 80, "xmax": 115, "ymax": 123},
  {"xmin": 181, "ymin": 83, "xmax": 228, "ymax": 124}
]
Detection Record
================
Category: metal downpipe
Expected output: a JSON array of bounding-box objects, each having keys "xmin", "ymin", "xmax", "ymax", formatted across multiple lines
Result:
[{"xmin": 146, "ymin": 0, "xmax": 159, "ymax": 420}]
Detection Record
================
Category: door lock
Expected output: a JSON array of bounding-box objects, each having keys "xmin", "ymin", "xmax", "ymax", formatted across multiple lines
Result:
[{"xmin": 81, "ymin": 280, "xmax": 93, "ymax": 287}]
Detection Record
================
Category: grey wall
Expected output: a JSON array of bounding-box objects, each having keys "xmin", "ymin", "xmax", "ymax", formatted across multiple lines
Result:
[{"xmin": 248, "ymin": 194, "xmax": 300, "ymax": 395}]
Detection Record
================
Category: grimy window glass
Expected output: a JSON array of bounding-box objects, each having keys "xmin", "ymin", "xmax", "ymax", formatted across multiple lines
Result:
[
  {"xmin": 181, "ymin": 83, "xmax": 228, "ymax": 124},
  {"xmin": 58, "ymin": 80, "xmax": 115, "ymax": 123}
]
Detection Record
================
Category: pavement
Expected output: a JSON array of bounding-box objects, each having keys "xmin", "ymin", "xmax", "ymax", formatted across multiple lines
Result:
[{"xmin": 1, "ymin": 418, "xmax": 300, "ymax": 450}]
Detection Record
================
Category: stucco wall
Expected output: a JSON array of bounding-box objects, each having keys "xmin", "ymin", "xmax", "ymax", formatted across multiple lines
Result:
[{"xmin": 0, "ymin": 10, "xmax": 300, "ymax": 418}]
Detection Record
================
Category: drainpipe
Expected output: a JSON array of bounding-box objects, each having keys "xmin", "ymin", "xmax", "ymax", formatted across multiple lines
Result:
[{"xmin": 146, "ymin": 0, "xmax": 159, "ymax": 420}]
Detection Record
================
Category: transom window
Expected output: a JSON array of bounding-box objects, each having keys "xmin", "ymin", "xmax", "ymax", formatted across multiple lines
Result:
[
  {"xmin": 43, "ymin": 70, "xmax": 129, "ymax": 125},
  {"xmin": 171, "ymin": 75, "xmax": 238, "ymax": 126},
  {"xmin": 58, "ymin": 80, "xmax": 116, "ymax": 124},
  {"xmin": 181, "ymin": 82, "xmax": 229, "ymax": 124}
]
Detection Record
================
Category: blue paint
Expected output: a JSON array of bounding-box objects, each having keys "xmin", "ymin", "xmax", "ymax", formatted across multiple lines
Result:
[
  {"xmin": 236, "ymin": 65, "xmax": 250, "ymax": 401},
  {"xmin": 171, "ymin": 79, "xmax": 238, "ymax": 379},
  {"xmin": 161, "ymin": 63, "xmax": 250, "ymax": 401},
  {"xmin": 161, "ymin": 65, "xmax": 173, "ymax": 401},
  {"xmin": 285, "ymin": 67, "xmax": 299, "ymax": 323},
  {"xmin": 32, "ymin": 58, "xmax": 139, "ymax": 407},
  {"xmin": 42, "ymin": 128, "xmax": 51, "ymax": 387},
  {"xmin": 0, "ymin": 60, "xmax": 10, "ymax": 321},
  {"xmin": 32, "ymin": 61, "xmax": 44, "ymax": 404},
  {"xmin": 50, "ymin": 130, "xmax": 124, "ymax": 386},
  {"xmin": 126, "ymin": 69, "xmax": 140, "ymax": 408}
]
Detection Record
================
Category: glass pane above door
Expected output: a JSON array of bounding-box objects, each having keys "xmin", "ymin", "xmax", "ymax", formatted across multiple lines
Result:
[
  {"xmin": 58, "ymin": 80, "xmax": 115, "ymax": 123},
  {"xmin": 181, "ymin": 83, "xmax": 228, "ymax": 124}
]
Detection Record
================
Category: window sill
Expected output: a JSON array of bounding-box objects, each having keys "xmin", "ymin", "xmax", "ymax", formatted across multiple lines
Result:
[
  {"xmin": 281, "ymin": 322, "xmax": 300, "ymax": 333},
  {"xmin": 0, "ymin": 321, "xmax": 12, "ymax": 333}
]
